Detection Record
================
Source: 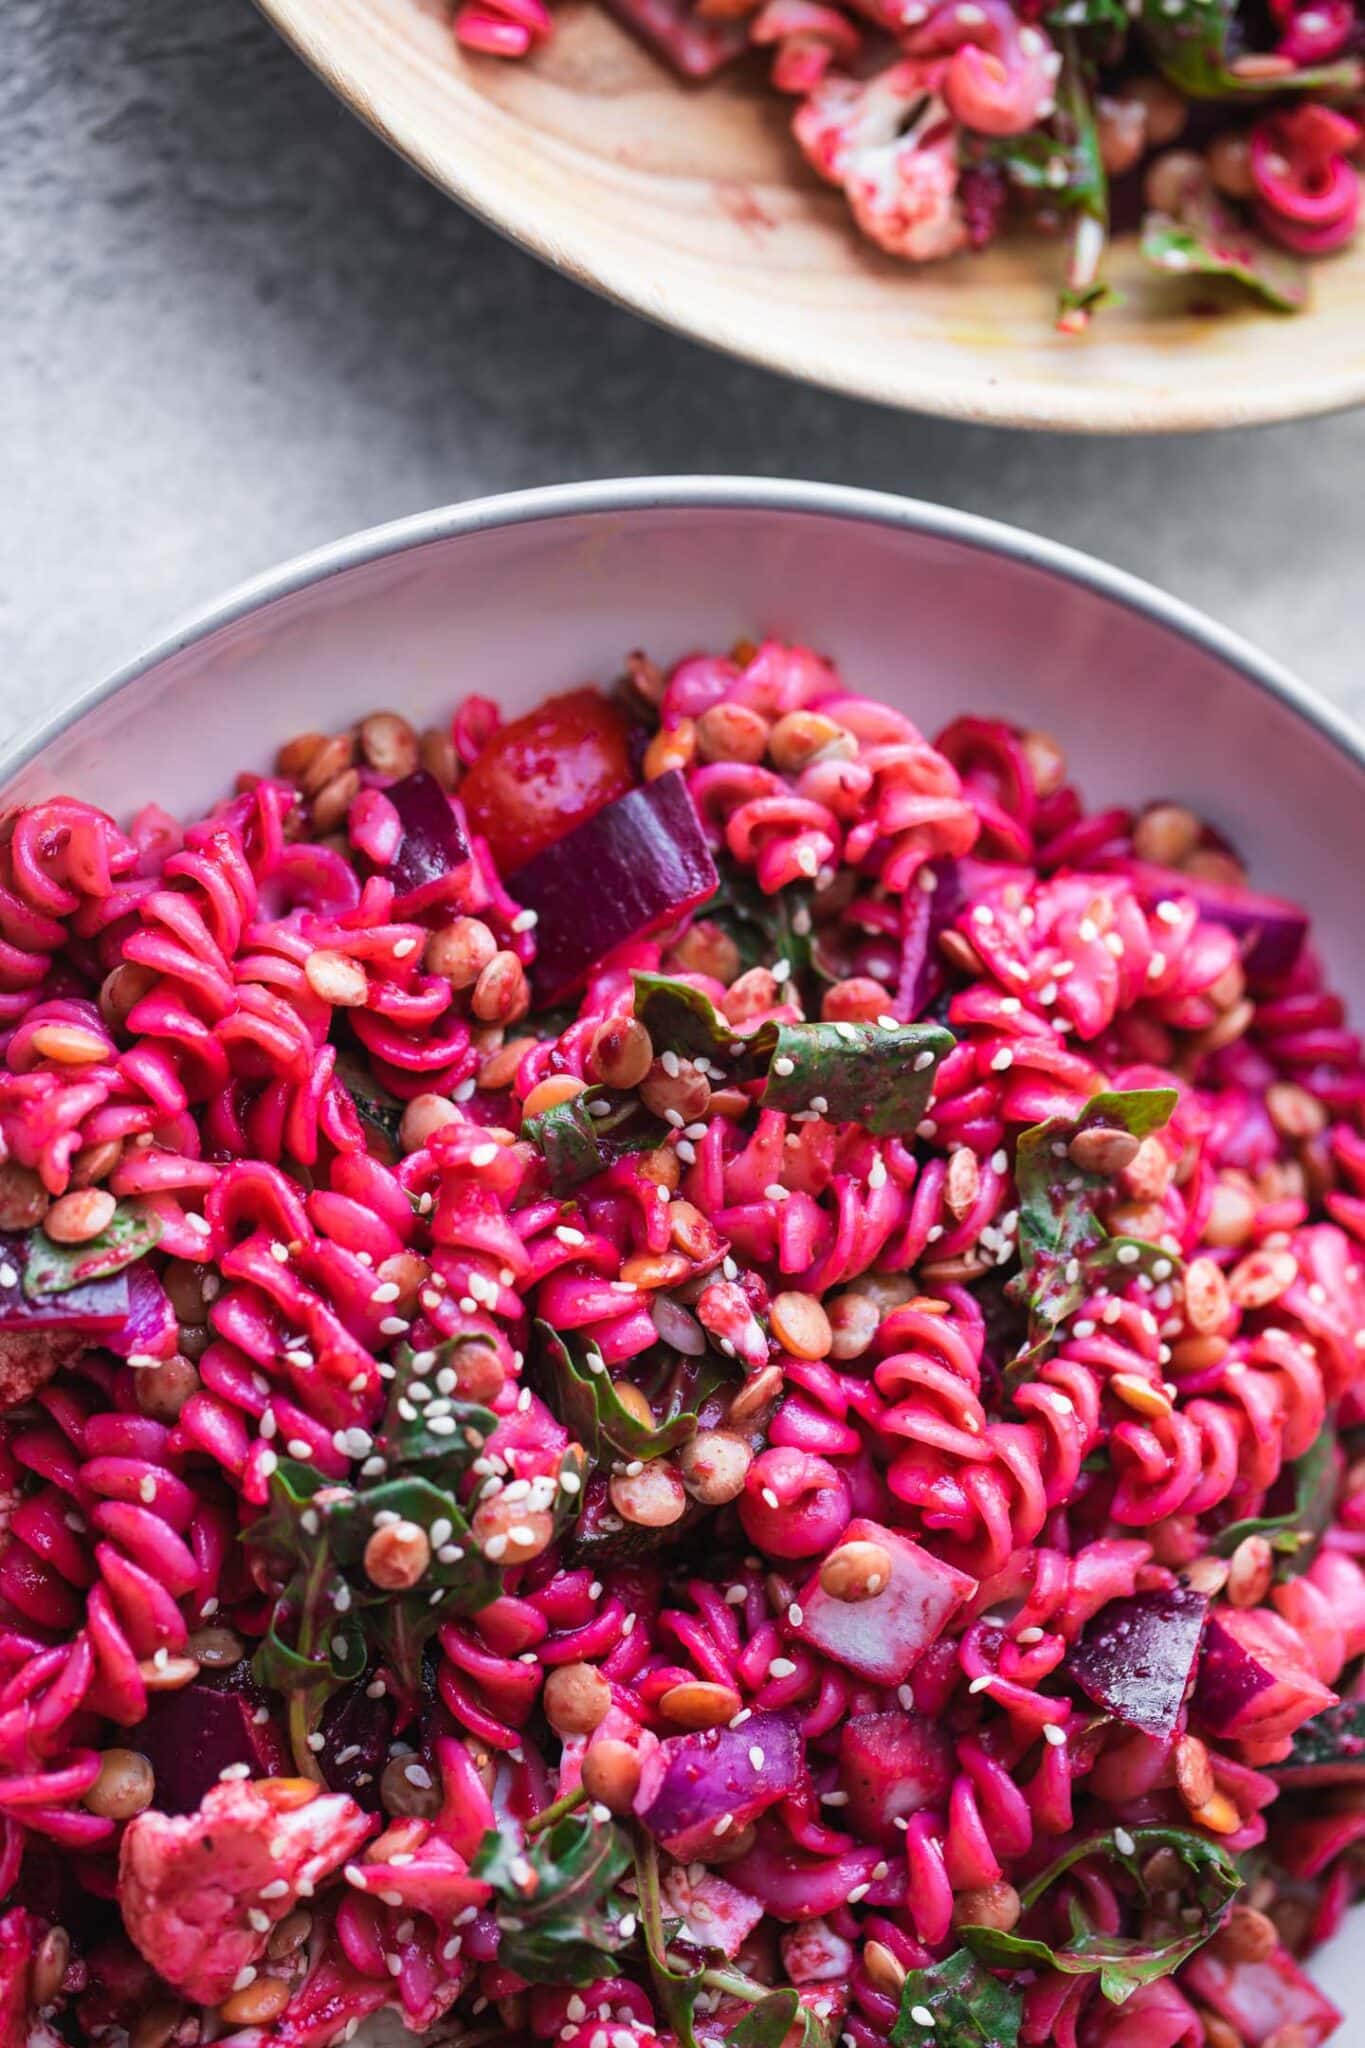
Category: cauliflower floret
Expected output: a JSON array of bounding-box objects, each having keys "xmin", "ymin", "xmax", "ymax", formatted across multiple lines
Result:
[
  {"xmin": 660, "ymin": 1863, "xmax": 764, "ymax": 1960},
  {"xmin": 119, "ymin": 1779, "xmax": 374, "ymax": 2006},
  {"xmin": 794, "ymin": 63, "xmax": 970, "ymax": 263}
]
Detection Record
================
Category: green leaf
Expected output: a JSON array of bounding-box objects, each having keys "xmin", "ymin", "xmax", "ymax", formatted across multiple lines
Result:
[
  {"xmin": 246, "ymin": 1459, "xmax": 366, "ymax": 1760},
  {"xmin": 535, "ymin": 1320, "xmax": 728, "ymax": 1468},
  {"xmin": 633, "ymin": 971, "xmax": 747, "ymax": 1067},
  {"xmin": 375, "ymin": 1340, "xmax": 497, "ymax": 1485},
  {"xmin": 1008, "ymin": 1087, "xmax": 1180, "ymax": 1374},
  {"xmin": 761, "ymin": 1020, "xmax": 954, "ymax": 1136},
  {"xmin": 632, "ymin": 971, "xmax": 954, "ymax": 1136},
  {"xmin": 1279, "ymin": 1698, "xmax": 1365, "ymax": 1776},
  {"xmin": 22, "ymin": 1200, "xmax": 163, "ymax": 1298},
  {"xmin": 522, "ymin": 1086, "xmax": 665, "ymax": 1192},
  {"xmin": 1136, "ymin": 0, "xmax": 1361, "ymax": 96},
  {"xmin": 472, "ymin": 1808, "xmax": 633, "ymax": 1984},
  {"xmin": 892, "ymin": 1949, "xmax": 1022, "ymax": 2048},
  {"xmin": 696, "ymin": 864, "xmax": 821, "ymax": 986},
  {"xmin": 336, "ymin": 1052, "xmax": 406, "ymax": 1165},
  {"xmin": 1211, "ymin": 1425, "xmax": 1336, "ymax": 1570},
  {"xmin": 1142, "ymin": 187, "xmax": 1308, "ymax": 311},
  {"xmin": 960, "ymin": 1825, "xmax": 1241, "ymax": 2006},
  {"xmin": 635, "ymin": 1831, "xmax": 704, "ymax": 2048},
  {"xmin": 1044, "ymin": 0, "xmax": 1127, "ymax": 33},
  {"xmin": 731, "ymin": 1991, "xmax": 833, "ymax": 2048}
]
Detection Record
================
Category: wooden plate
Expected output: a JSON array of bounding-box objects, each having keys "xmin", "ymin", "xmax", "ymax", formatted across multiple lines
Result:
[{"xmin": 256, "ymin": 0, "xmax": 1365, "ymax": 430}]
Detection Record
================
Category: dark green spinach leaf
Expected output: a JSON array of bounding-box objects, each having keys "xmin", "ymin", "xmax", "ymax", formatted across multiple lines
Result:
[
  {"xmin": 472, "ymin": 1808, "xmax": 633, "ymax": 1984},
  {"xmin": 960, "ymin": 1824, "xmax": 1241, "ymax": 2005},
  {"xmin": 23, "ymin": 1201, "xmax": 163, "ymax": 1298},
  {"xmin": 1143, "ymin": 186, "xmax": 1308, "ymax": 310},
  {"xmin": 891, "ymin": 1950, "xmax": 1022, "ymax": 2047}
]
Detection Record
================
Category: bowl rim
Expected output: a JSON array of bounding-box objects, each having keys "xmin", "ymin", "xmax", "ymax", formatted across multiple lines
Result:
[
  {"xmin": 253, "ymin": 0, "xmax": 1365, "ymax": 435},
  {"xmin": 9, "ymin": 475, "xmax": 1365, "ymax": 796}
]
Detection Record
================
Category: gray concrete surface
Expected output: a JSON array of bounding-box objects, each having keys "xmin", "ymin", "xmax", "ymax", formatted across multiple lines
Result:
[{"xmin": 3, "ymin": 0, "xmax": 1363, "ymax": 740}]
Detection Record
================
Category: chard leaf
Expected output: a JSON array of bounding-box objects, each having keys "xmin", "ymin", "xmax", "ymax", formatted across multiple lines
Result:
[
  {"xmin": 523, "ymin": 1085, "xmax": 664, "ymax": 1192},
  {"xmin": 633, "ymin": 971, "xmax": 746, "ymax": 1066},
  {"xmin": 1211, "ymin": 1425, "xmax": 1336, "ymax": 1570},
  {"xmin": 732, "ymin": 1991, "xmax": 833, "ymax": 2048},
  {"xmin": 1279, "ymin": 1698, "xmax": 1365, "ymax": 1776},
  {"xmin": 375, "ymin": 1340, "xmax": 497, "ymax": 1483},
  {"xmin": 23, "ymin": 1202, "xmax": 163, "ymax": 1298},
  {"xmin": 891, "ymin": 1949, "xmax": 1021, "ymax": 2047},
  {"xmin": 336, "ymin": 1052, "xmax": 405, "ymax": 1164},
  {"xmin": 635, "ymin": 1831, "xmax": 703, "ymax": 2048},
  {"xmin": 632, "ymin": 971, "xmax": 954, "ymax": 1135},
  {"xmin": 1142, "ymin": 189, "xmax": 1308, "ymax": 311},
  {"xmin": 1008, "ymin": 1087, "xmax": 1180, "ymax": 1373},
  {"xmin": 1136, "ymin": 0, "xmax": 1361, "ymax": 95},
  {"xmin": 761, "ymin": 1019, "xmax": 953, "ymax": 1135},
  {"xmin": 472, "ymin": 1808, "xmax": 633, "ymax": 1984},
  {"xmin": 697, "ymin": 864, "xmax": 820, "ymax": 985},
  {"xmin": 246, "ymin": 1460, "xmax": 368, "ymax": 1766},
  {"xmin": 960, "ymin": 1825, "xmax": 1241, "ymax": 2005},
  {"xmin": 534, "ymin": 1320, "xmax": 728, "ymax": 1467}
]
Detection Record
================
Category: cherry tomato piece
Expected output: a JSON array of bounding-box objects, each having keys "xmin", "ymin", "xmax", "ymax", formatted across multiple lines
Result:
[{"xmin": 460, "ymin": 688, "xmax": 634, "ymax": 874}]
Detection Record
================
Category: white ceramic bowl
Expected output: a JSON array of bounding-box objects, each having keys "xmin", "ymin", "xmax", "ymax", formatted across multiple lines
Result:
[{"xmin": 7, "ymin": 475, "xmax": 1362, "ymax": 2027}]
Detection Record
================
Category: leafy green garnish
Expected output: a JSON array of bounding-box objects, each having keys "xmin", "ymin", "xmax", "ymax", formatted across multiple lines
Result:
[
  {"xmin": 522, "ymin": 1086, "xmax": 664, "ymax": 1192},
  {"xmin": 1212, "ymin": 1425, "xmax": 1336, "ymax": 1570},
  {"xmin": 731, "ymin": 1991, "xmax": 833, "ymax": 2048},
  {"xmin": 1008, "ymin": 1087, "xmax": 1180, "ymax": 1373},
  {"xmin": 1136, "ymin": 0, "xmax": 1361, "ymax": 94},
  {"xmin": 1143, "ymin": 186, "xmax": 1308, "ymax": 311},
  {"xmin": 247, "ymin": 1459, "xmax": 370, "ymax": 1765},
  {"xmin": 1279, "ymin": 1698, "xmax": 1365, "ymax": 1775},
  {"xmin": 247, "ymin": 1341, "xmax": 585, "ymax": 1756},
  {"xmin": 23, "ymin": 1200, "xmax": 162, "ymax": 1297},
  {"xmin": 635, "ymin": 1830, "xmax": 704, "ymax": 2048},
  {"xmin": 535, "ymin": 1321, "xmax": 728, "ymax": 1467},
  {"xmin": 472, "ymin": 1807, "xmax": 633, "ymax": 1984},
  {"xmin": 960, "ymin": 1825, "xmax": 1241, "ymax": 2005},
  {"xmin": 631, "ymin": 972, "xmax": 953, "ymax": 1136},
  {"xmin": 337, "ymin": 1053, "xmax": 406, "ymax": 1164},
  {"xmin": 984, "ymin": 36, "xmax": 1116, "ymax": 329},
  {"xmin": 892, "ymin": 1949, "xmax": 1022, "ymax": 2048},
  {"xmin": 698, "ymin": 864, "xmax": 821, "ymax": 986}
]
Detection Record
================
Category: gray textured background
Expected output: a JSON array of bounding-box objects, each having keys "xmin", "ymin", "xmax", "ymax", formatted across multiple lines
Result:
[{"xmin": 3, "ymin": 0, "xmax": 1362, "ymax": 738}]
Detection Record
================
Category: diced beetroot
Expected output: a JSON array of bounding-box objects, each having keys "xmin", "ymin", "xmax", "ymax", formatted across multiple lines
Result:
[
  {"xmin": 105, "ymin": 1263, "xmax": 176, "ymax": 1362},
  {"xmin": 1066, "ymin": 1586, "xmax": 1208, "ymax": 1741},
  {"xmin": 633, "ymin": 1710, "xmax": 804, "ymax": 1859},
  {"xmin": 1184, "ymin": 1943, "xmax": 1341, "ymax": 2046},
  {"xmin": 790, "ymin": 1518, "xmax": 977, "ymax": 1687},
  {"xmin": 385, "ymin": 770, "xmax": 475, "ymax": 914},
  {"xmin": 512, "ymin": 772, "xmax": 718, "ymax": 1004},
  {"xmin": 318, "ymin": 1679, "xmax": 395, "ymax": 1813},
  {"xmin": 0, "ymin": 1232, "xmax": 129, "ymax": 1407},
  {"xmin": 1193, "ymin": 1608, "xmax": 1336, "ymax": 1759},
  {"xmin": 133, "ymin": 1678, "xmax": 287, "ymax": 1815},
  {"xmin": 836, "ymin": 1712, "xmax": 953, "ymax": 1844},
  {"xmin": 597, "ymin": 0, "xmax": 747, "ymax": 76},
  {"xmin": 1123, "ymin": 860, "xmax": 1308, "ymax": 980}
]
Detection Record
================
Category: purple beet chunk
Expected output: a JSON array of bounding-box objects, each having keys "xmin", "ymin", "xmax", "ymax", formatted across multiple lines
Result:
[
  {"xmin": 1066, "ymin": 1586, "xmax": 1209, "ymax": 1740},
  {"xmin": 837, "ymin": 1712, "xmax": 954, "ymax": 1844},
  {"xmin": 318, "ymin": 1679, "xmax": 396, "ymax": 1812},
  {"xmin": 512, "ymin": 771, "xmax": 719, "ymax": 1004},
  {"xmin": 1124, "ymin": 860, "xmax": 1308, "ymax": 980},
  {"xmin": 633, "ymin": 1709, "xmax": 804, "ymax": 1859},
  {"xmin": 0, "ymin": 1232, "xmax": 129, "ymax": 1407},
  {"xmin": 1191, "ymin": 1609, "xmax": 1280, "ymax": 1734},
  {"xmin": 385, "ymin": 770, "xmax": 474, "ymax": 905},
  {"xmin": 596, "ymin": 0, "xmax": 747, "ymax": 76},
  {"xmin": 133, "ymin": 1678, "xmax": 287, "ymax": 1814},
  {"xmin": 105, "ymin": 1262, "xmax": 175, "ymax": 1362}
]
